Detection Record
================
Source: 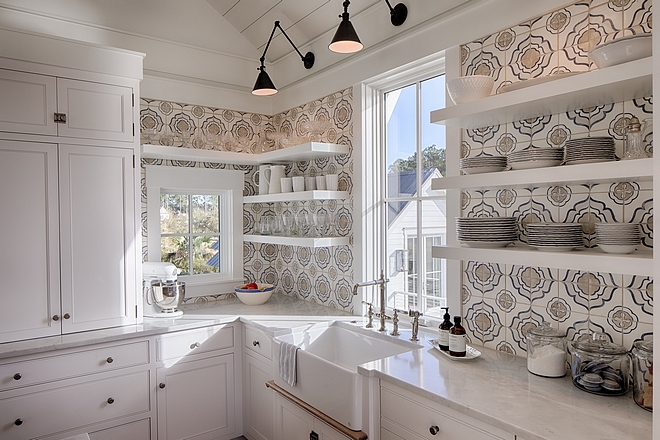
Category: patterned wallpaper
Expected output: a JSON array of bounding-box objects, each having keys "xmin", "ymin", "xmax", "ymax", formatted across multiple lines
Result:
[
  {"xmin": 140, "ymin": 88, "xmax": 355, "ymax": 312},
  {"xmin": 458, "ymin": 0, "xmax": 653, "ymax": 356}
]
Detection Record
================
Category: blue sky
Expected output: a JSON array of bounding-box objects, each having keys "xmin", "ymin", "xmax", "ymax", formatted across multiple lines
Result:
[{"xmin": 386, "ymin": 75, "xmax": 446, "ymax": 168}]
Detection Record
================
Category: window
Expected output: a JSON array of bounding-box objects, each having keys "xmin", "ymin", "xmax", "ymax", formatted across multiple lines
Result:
[
  {"xmin": 360, "ymin": 58, "xmax": 447, "ymax": 320},
  {"xmin": 146, "ymin": 166, "xmax": 244, "ymax": 297}
]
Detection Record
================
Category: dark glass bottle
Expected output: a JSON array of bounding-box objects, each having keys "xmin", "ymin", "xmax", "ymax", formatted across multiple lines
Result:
[
  {"xmin": 438, "ymin": 307, "xmax": 451, "ymax": 351},
  {"xmin": 448, "ymin": 316, "xmax": 466, "ymax": 357}
]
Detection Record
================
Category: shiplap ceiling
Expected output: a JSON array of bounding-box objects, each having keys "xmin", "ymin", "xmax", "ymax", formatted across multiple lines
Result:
[{"xmin": 207, "ymin": 0, "xmax": 379, "ymax": 62}]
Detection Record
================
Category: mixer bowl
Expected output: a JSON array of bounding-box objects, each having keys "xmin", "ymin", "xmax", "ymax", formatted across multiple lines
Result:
[{"xmin": 149, "ymin": 280, "xmax": 185, "ymax": 312}]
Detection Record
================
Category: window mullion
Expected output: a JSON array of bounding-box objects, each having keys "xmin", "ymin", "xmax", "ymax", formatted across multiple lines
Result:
[{"xmin": 415, "ymin": 80, "xmax": 424, "ymax": 312}]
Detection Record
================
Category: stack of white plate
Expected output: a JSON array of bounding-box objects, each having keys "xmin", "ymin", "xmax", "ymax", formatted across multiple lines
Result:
[
  {"xmin": 595, "ymin": 223, "xmax": 640, "ymax": 254},
  {"xmin": 507, "ymin": 147, "xmax": 564, "ymax": 170},
  {"xmin": 460, "ymin": 156, "xmax": 507, "ymax": 174},
  {"xmin": 564, "ymin": 137, "xmax": 616, "ymax": 165},
  {"xmin": 456, "ymin": 217, "xmax": 518, "ymax": 247},
  {"xmin": 526, "ymin": 223, "xmax": 584, "ymax": 251}
]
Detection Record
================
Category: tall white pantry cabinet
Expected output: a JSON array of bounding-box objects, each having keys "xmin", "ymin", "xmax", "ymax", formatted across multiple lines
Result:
[{"xmin": 0, "ymin": 30, "xmax": 143, "ymax": 343}]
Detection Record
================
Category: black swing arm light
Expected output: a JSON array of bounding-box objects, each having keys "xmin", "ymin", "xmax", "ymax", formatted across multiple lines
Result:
[{"xmin": 252, "ymin": 20, "xmax": 315, "ymax": 96}]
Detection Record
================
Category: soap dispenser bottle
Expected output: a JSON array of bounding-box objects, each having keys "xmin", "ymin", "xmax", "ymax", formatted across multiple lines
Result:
[
  {"xmin": 438, "ymin": 307, "xmax": 451, "ymax": 351},
  {"xmin": 449, "ymin": 316, "xmax": 467, "ymax": 357}
]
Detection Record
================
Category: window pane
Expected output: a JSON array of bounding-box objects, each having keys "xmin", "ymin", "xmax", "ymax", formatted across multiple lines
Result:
[
  {"xmin": 424, "ymin": 236, "xmax": 445, "ymax": 317},
  {"xmin": 161, "ymin": 236, "xmax": 189, "ymax": 275},
  {"xmin": 192, "ymin": 235, "xmax": 219, "ymax": 274},
  {"xmin": 192, "ymin": 195, "xmax": 219, "ymax": 234},
  {"xmin": 421, "ymin": 75, "xmax": 446, "ymax": 178},
  {"xmin": 386, "ymin": 84, "xmax": 417, "ymax": 198},
  {"xmin": 386, "ymin": 200, "xmax": 417, "ymax": 310},
  {"xmin": 161, "ymin": 194, "xmax": 188, "ymax": 234}
]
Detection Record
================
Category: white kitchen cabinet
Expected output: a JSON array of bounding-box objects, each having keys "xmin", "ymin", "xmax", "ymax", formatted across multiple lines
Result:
[
  {"xmin": 0, "ymin": 339, "xmax": 152, "ymax": 440},
  {"xmin": 274, "ymin": 393, "xmax": 351, "ymax": 440},
  {"xmin": 155, "ymin": 324, "xmax": 239, "ymax": 440},
  {"xmin": 0, "ymin": 140, "xmax": 137, "ymax": 342},
  {"xmin": 243, "ymin": 325, "xmax": 274, "ymax": 440},
  {"xmin": 0, "ymin": 68, "xmax": 134, "ymax": 143},
  {"xmin": 0, "ymin": 140, "xmax": 61, "ymax": 342},
  {"xmin": 380, "ymin": 382, "xmax": 514, "ymax": 440},
  {"xmin": 59, "ymin": 144, "xmax": 137, "ymax": 333}
]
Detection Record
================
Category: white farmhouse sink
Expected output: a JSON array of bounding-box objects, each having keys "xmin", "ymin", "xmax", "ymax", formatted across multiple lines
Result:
[{"xmin": 273, "ymin": 321, "xmax": 421, "ymax": 431}]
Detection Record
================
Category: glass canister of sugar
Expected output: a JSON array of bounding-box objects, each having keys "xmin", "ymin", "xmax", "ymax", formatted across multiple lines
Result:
[{"xmin": 526, "ymin": 322, "xmax": 567, "ymax": 378}]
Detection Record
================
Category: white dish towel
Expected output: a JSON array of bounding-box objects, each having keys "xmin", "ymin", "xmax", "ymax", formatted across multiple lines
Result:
[{"xmin": 279, "ymin": 341, "xmax": 300, "ymax": 387}]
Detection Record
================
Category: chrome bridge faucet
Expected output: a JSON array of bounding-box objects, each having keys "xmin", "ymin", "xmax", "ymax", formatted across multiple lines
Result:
[{"xmin": 353, "ymin": 270, "xmax": 390, "ymax": 332}]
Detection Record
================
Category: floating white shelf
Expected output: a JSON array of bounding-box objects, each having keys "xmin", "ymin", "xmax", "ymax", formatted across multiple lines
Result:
[
  {"xmin": 141, "ymin": 142, "xmax": 349, "ymax": 165},
  {"xmin": 430, "ymin": 57, "xmax": 652, "ymax": 129},
  {"xmin": 243, "ymin": 234, "xmax": 349, "ymax": 247},
  {"xmin": 244, "ymin": 190, "xmax": 349, "ymax": 204},
  {"xmin": 431, "ymin": 245, "xmax": 653, "ymax": 276},
  {"xmin": 432, "ymin": 158, "xmax": 653, "ymax": 190}
]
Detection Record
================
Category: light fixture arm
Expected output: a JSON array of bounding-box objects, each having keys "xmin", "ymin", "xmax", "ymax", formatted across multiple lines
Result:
[
  {"xmin": 384, "ymin": 0, "xmax": 408, "ymax": 26},
  {"xmin": 260, "ymin": 20, "xmax": 315, "ymax": 70}
]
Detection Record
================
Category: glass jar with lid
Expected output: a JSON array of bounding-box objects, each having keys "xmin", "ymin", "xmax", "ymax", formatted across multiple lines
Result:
[
  {"xmin": 526, "ymin": 322, "xmax": 567, "ymax": 377},
  {"xmin": 570, "ymin": 332, "xmax": 629, "ymax": 396},
  {"xmin": 631, "ymin": 340, "xmax": 653, "ymax": 411}
]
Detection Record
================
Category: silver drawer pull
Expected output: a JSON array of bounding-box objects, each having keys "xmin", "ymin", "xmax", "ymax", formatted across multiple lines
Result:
[
  {"xmin": 429, "ymin": 425, "xmax": 439, "ymax": 435},
  {"xmin": 190, "ymin": 342, "xmax": 201, "ymax": 349},
  {"xmin": 107, "ymin": 397, "xmax": 115, "ymax": 404},
  {"xmin": 253, "ymin": 340, "xmax": 260, "ymax": 347},
  {"xmin": 13, "ymin": 373, "xmax": 21, "ymax": 381},
  {"xmin": 106, "ymin": 357, "xmax": 114, "ymax": 364}
]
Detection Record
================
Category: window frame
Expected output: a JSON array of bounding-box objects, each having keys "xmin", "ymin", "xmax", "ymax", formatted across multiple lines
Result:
[
  {"xmin": 145, "ymin": 166, "xmax": 244, "ymax": 297},
  {"xmin": 358, "ymin": 55, "xmax": 450, "ymax": 323}
]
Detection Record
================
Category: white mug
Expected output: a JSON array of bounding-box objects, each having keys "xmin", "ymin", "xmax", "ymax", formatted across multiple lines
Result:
[
  {"xmin": 292, "ymin": 176, "xmax": 305, "ymax": 192},
  {"xmin": 268, "ymin": 165, "xmax": 286, "ymax": 194},
  {"xmin": 280, "ymin": 177, "xmax": 293, "ymax": 193},
  {"xmin": 315, "ymin": 175, "xmax": 326, "ymax": 190},
  {"xmin": 325, "ymin": 174, "xmax": 339, "ymax": 191},
  {"xmin": 305, "ymin": 176, "xmax": 316, "ymax": 191}
]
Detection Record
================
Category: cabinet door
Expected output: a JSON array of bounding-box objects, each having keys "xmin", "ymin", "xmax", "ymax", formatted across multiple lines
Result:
[
  {"xmin": 0, "ymin": 140, "xmax": 61, "ymax": 343},
  {"xmin": 56, "ymin": 78, "xmax": 134, "ymax": 142},
  {"xmin": 88, "ymin": 417, "xmax": 152, "ymax": 440},
  {"xmin": 59, "ymin": 144, "xmax": 137, "ymax": 333},
  {"xmin": 0, "ymin": 69, "xmax": 58, "ymax": 136},
  {"xmin": 244, "ymin": 354, "xmax": 273, "ymax": 440},
  {"xmin": 274, "ymin": 394, "xmax": 314, "ymax": 440},
  {"xmin": 157, "ymin": 354, "xmax": 236, "ymax": 440}
]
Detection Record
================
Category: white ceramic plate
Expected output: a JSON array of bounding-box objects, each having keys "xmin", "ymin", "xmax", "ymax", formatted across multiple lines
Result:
[
  {"xmin": 509, "ymin": 159, "xmax": 562, "ymax": 170},
  {"xmin": 428, "ymin": 339, "xmax": 481, "ymax": 360},
  {"xmin": 598, "ymin": 244, "xmax": 638, "ymax": 254},
  {"xmin": 461, "ymin": 166, "xmax": 507, "ymax": 175}
]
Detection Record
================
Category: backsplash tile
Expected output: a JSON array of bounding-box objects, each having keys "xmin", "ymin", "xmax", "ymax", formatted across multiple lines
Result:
[
  {"xmin": 140, "ymin": 87, "xmax": 354, "ymax": 312},
  {"xmin": 460, "ymin": 0, "xmax": 653, "ymax": 356}
]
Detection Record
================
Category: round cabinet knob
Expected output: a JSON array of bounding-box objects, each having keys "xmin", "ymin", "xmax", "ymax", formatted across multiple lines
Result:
[
  {"xmin": 52, "ymin": 315, "xmax": 59, "ymax": 321},
  {"xmin": 106, "ymin": 357, "xmax": 114, "ymax": 364},
  {"xmin": 107, "ymin": 397, "xmax": 115, "ymax": 405},
  {"xmin": 190, "ymin": 342, "xmax": 200, "ymax": 350},
  {"xmin": 253, "ymin": 340, "xmax": 260, "ymax": 347},
  {"xmin": 429, "ymin": 425, "xmax": 439, "ymax": 435},
  {"xmin": 13, "ymin": 373, "xmax": 21, "ymax": 381},
  {"xmin": 14, "ymin": 419, "xmax": 23, "ymax": 426},
  {"xmin": 63, "ymin": 313, "xmax": 71, "ymax": 320},
  {"xmin": 159, "ymin": 383, "xmax": 166, "ymax": 389}
]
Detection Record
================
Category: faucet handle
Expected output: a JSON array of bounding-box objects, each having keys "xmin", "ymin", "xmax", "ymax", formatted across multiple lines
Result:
[
  {"xmin": 394, "ymin": 308, "xmax": 409, "ymax": 316},
  {"xmin": 408, "ymin": 309, "xmax": 423, "ymax": 318}
]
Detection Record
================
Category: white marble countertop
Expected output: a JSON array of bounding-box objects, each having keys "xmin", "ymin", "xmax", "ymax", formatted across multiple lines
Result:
[{"xmin": 0, "ymin": 294, "xmax": 651, "ymax": 439}]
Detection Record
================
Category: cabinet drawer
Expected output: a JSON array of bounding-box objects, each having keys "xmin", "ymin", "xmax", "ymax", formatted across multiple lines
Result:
[
  {"xmin": 0, "ymin": 369, "xmax": 150, "ymax": 440},
  {"xmin": 381, "ymin": 384, "xmax": 513, "ymax": 440},
  {"xmin": 156, "ymin": 325, "xmax": 234, "ymax": 361},
  {"xmin": 0, "ymin": 340, "xmax": 149, "ymax": 392},
  {"xmin": 244, "ymin": 325, "xmax": 272, "ymax": 360}
]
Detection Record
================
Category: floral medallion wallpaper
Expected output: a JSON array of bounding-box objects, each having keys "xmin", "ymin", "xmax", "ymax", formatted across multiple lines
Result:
[
  {"xmin": 459, "ymin": 0, "xmax": 653, "ymax": 356},
  {"xmin": 140, "ymin": 87, "xmax": 355, "ymax": 312}
]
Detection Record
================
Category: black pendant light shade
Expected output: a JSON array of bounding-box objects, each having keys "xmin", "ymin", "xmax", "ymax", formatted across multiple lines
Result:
[
  {"xmin": 252, "ymin": 66, "xmax": 277, "ymax": 96},
  {"xmin": 252, "ymin": 21, "xmax": 315, "ymax": 96},
  {"xmin": 329, "ymin": 1, "xmax": 363, "ymax": 54}
]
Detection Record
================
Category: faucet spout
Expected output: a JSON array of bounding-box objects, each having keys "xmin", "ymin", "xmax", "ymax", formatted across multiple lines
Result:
[{"xmin": 353, "ymin": 270, "xmax": 390, "ymax": 331}]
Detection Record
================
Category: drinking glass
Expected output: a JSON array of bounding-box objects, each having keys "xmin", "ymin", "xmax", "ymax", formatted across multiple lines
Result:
[
  {"xmin": 282, "ymin": 212, "xmax": 296, "ymax": 236},
  {"xmin": 315, "ymin": 213, "xmax": 331, "ymax": 236},
  {"xmin": 295, "ymin": 213, "xmax": 311, "ymax": 237}
]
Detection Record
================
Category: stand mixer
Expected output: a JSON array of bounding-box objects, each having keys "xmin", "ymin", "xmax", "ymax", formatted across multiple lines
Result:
[{"xmin": 142, "ymin": 262, "xmax": 185, "ymax": 318}]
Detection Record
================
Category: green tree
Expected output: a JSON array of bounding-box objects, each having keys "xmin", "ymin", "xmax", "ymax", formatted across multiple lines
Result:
[{"xmin": 388, "ymin": 144, "xmax": 446, "ymax": 176}]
